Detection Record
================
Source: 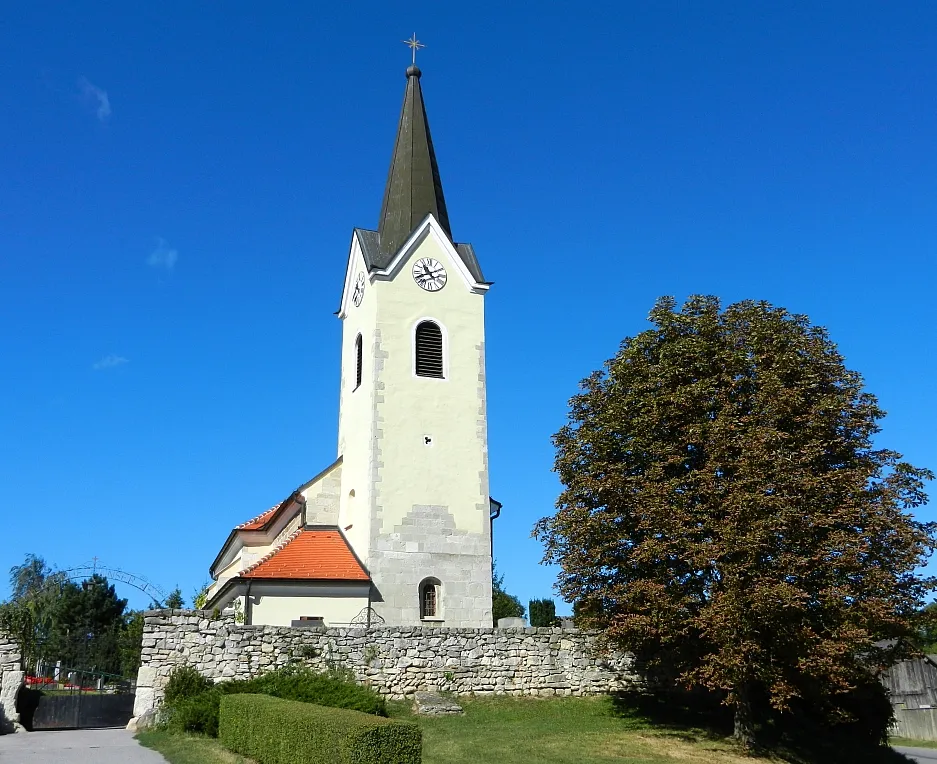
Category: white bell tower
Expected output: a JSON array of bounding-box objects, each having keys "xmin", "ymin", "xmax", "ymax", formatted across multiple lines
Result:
[{"xmin": 334, "ymin": 64, "xmax": 494, "ymax": 627}]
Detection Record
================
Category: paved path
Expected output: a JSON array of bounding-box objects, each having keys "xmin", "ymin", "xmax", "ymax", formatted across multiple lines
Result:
[
  {"xmin": 0, "ymin": 728, "xmax": 167, "ymax": 763},
  {"xmin": 895, "ymin": 746, "xmax": 937, "ymax": 764}
]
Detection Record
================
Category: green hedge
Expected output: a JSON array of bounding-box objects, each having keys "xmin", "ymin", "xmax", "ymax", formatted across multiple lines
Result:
[{"xmin": 220, "ymin": 694, "xmax": 421, "ymax": 764}]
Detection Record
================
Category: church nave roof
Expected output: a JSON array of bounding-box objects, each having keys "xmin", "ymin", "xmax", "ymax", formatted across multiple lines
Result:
[{"xmin": 239, "ymin": 528, "xmax": 369, "ymax": 582}]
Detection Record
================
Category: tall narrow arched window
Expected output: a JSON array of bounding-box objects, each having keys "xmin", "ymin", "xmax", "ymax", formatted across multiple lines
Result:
[
  {"xmin": 414, "ymin": 321, "xmax": 444, "ymax": 378},
  {"xmin": 420, "ymin": 577, "xmax": 441, "ymax": 619},
  {"xmin": 354, "ymin": 334, "xmax": 362, "ymax": 390}
]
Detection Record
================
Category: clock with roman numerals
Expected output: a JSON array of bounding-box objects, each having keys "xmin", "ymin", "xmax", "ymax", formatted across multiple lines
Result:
[
  {"xmin": 412, "ymin": 258, "xmax": 447, "ymax": 292},
  {"xmin": 352, "ymin": 272, "xmax": 366, "ymax": 306}
]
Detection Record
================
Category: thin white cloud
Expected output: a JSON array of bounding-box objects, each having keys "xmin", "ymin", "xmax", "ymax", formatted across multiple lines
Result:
[
  {"xmin": 147, "ymin": 238, "xmax": 178, "ymax": 271},
  {"xmin": 78, "ymin": 77, "xmax": 111, "ymax": 122},
  {"xmin": 93, "ymin": 354, "xmax": 128, "ymax": 371}
]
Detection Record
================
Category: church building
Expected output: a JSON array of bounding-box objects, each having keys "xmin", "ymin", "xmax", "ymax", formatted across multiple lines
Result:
[{"xmin": 203, "ymin": 61, "xmax": 498, "ymax": 628}]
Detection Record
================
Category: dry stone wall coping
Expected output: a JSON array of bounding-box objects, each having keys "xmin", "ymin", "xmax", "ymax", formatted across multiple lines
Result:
[{"xmin": 133, "ymin": 609, "xmax": 640, "ymax": 718}]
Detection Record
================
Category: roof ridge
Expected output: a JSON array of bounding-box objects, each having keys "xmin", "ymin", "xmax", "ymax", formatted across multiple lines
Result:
[
  {"xmin": 236, "ymin": 504, "xmax": 279, "ymax": 530},
  {"xmin": 240, "ymin": 527, "xmax": 304, "ymax": 576}
]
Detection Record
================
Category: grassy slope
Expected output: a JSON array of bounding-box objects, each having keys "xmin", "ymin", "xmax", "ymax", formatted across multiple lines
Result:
[
  {"xmin": 388, "ymin": 695, "xmax": 754, "ymax": 764},
  {"xmin": 137, "ymin": 731, "xmax": 255, "ymax": 764},
  {"xmin": 138, "ymin": 695, "xmax": 916, "ymax": 764}
]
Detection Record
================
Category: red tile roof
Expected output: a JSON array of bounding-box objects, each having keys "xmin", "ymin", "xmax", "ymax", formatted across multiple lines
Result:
[
  {"xmin": 236, "ymin": 506, "xmax": 279, "ymax": 531},
  {"xmin": 241, "ymin": 529, "xmax": 369, "ymax": 581}
]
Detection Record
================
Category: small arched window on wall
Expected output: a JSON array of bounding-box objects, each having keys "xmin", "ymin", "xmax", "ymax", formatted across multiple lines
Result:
[
  {"xmin": 420, "ymin": 577, "xmax": 441, "ymax": 619},
  {"xmin": 414, "ymin": 321, "xmax": 444, "ymax": 378},
  {"xmin": 354, "ymin": 334, "xmax": 363, "ymax": 390}
]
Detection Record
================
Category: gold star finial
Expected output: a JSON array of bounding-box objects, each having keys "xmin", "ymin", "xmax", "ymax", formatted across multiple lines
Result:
[{"xmin": 403, "ymin": 33, "xmax": 425, "ymax": 65}]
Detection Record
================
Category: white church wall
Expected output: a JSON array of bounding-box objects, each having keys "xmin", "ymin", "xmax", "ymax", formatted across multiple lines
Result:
[
  {"xmin": 250, "ymin": 594, "xmax": 369, "ymax": 628},
  {"xmin": 300, "ymin": 461, "xmax": 342, "ymax": 525},
  {"xmin": 337, "ymin": 239, "xmax": 377, "ymax": 563},
  {"xmin": 372, "ymin": 231, "xmax": 488, "ymax": 536},
  {"xmin": 364, "ymin": 230, "xmax": 492, "ymax": 627}
]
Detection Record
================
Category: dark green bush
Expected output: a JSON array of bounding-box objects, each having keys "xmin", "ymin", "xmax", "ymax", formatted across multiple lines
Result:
[
  {"xmin": 166, "ymin": 689, "xmax": 221, "ymax": 737},
  {"xmin": 220, "ymin": 664, "xmax": 387, "ymax": 716},
  {"xmin": 160, "ymin": 663, "xmax": 386, "ymax": 738},
  {"xmin": 219, "ymin": 694, "xmax": 421, "ymax": 764},
  {"xmin": 529, "ymin": 598, "xmax": 558, "ymax": 627},
  {"xmin": 163, "ymin": 664, "xmax": 214, "ymax": 706}
]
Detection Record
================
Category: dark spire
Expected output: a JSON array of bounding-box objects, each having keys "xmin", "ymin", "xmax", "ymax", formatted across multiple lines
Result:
[{"xmin": 377, "ymin": 65, "xmax": 452, "ymax": 256}]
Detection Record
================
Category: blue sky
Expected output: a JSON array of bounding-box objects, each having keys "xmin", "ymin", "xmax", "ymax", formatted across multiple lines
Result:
[{"xmin": 1, "ymin": 2, "xmax": 935, "ymax": 611}]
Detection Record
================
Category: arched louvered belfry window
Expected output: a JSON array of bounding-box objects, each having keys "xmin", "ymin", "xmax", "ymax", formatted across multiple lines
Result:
[
  {"xmin": 414, "ymin": 321, "xmax": 444, "ymax": 378},
  {"xmin": 354, "ymin": 334, "xmax": 363, "ymax": 390}
]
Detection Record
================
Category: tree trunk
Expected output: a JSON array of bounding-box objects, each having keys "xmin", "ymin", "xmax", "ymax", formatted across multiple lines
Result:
[{"xmin": 733, "ymin": 683, "xmax": 757, "ymax": 748}]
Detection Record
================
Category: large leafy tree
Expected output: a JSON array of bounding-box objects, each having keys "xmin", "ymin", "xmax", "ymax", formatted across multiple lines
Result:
[{"xmin": 535, "ymin": 296, "xmax": 935, "ymax": 744}]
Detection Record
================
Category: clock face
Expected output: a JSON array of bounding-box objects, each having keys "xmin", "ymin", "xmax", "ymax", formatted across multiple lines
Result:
[
  {"xmin": 412, "ymin": 258, "xmax": 447, "ymax": 292},
  {"xmin": 352, "ymin": 273, "xmax": 366, "ymax": 307}
]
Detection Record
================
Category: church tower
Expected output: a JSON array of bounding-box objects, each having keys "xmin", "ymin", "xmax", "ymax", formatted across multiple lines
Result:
[{"xmin": 335, "ymin": 64, "xmax": 494, "ymax": 627}]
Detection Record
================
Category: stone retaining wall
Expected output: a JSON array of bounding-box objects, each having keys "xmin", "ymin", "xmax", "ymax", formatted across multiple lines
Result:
[
  {"xmin": 133, "ymin": 609, "xmax": 640, "ymax": 718},
  {"xmin": 0, "ymin": 631, "xmax": 24, "ymax": 734}
]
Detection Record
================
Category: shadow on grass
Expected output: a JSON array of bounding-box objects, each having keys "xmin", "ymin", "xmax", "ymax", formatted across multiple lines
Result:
[
  {"xmin": 609, "ymin": 690, "xmax": 914, "ymax": 764},
  {"xmin": 610, "ymin": 690, "xmax": 732, "ymax": 742}
]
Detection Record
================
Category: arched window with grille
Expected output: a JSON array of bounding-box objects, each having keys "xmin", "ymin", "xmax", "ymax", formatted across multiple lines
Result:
[
  {"xmin": 420, "ymin": 577, "xmax": 441, "ymax": 619},
  {"xmin": 414, "ymin": 321, "xmax": 444, "ymax": 378},
  {"xmin": 354, "ymin": 334, "xmax": 363, "ymax": 390}
]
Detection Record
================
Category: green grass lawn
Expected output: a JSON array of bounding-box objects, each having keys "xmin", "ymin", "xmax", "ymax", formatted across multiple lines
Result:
[
  {"xmin": 137, "ymin": 730, "xmax": 255, "ymax": 764},
  {"xmin": 388, "ymin": 695, "xmax": 752, "ymax": 764},
  {"xmin": 139, "ymin": 695, "xmax": 755, "ymax": 764},
  {"xmin": 891, "ymin": 737, "xmax": 937, "ymax": 750}
]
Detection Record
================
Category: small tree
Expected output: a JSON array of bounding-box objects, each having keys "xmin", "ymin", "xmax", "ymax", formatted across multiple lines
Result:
[
  {"xmin": 491, "ymin": 561, "xmax": 525, "ymax": 626},
  {"xmin": 529, "ymin": 599, "xmax": 558, "ymax": 627},
  {"xmin": 535, "ymin": 296, "xmax": 935, "ymax": 746},
  {"xmin": 164, "ymin": 587, "xmax": 185, "ymax": 609}
]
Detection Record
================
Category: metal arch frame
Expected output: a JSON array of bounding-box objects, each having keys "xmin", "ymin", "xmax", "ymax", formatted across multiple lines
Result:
[{"xmin": 53, "ymin": 561, "xmax": 169, "ymax": 606}]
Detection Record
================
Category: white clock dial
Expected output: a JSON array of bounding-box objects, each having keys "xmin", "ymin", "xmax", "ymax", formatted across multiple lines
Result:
[
  {"xmin": 352, "ymin": 272, "xmax": 366, "ymax": 306},
  {"xmin": 412, "ymin": 258, "xmax": 447, "ymax": 292}
]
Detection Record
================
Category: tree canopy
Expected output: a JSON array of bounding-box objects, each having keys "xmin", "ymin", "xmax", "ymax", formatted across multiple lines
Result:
[
  {"xmin": 0, "ymin": 554, "xmax": 143, "ymax": 676},
  {"xmin": 491, "ymin": 562, "xmax": 525, "ymax": 626},
  {"xmin": 535, "ymin": 296, "xmax": 935, "ymax": 744}
]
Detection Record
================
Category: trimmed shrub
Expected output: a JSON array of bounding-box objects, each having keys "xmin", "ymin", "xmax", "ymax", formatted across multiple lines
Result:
[
  {"xmin": 163, "ymin": 664, "xmax": 214, "ymax": 706},
  {"xmin": 166, "ymin": 689, "xmax": 221, "ymax": 737},
  {"xmin": 220, "ymin": 694, "xmax": 421, "ymax": 764}
]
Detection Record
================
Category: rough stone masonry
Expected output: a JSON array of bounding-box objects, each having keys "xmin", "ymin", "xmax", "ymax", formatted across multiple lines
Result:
[
  {"xmin": 133, "ymin": 609, "xmax": 641, "ymax": 718},
  {"xmin": 0, "ymin": 633, "xmax": 24, "ymax": 734}
]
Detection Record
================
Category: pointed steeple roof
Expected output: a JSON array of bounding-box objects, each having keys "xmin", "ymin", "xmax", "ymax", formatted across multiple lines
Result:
[{"xmin": 377, "ymin": 65, "xmax": 452, "ymax": 256}]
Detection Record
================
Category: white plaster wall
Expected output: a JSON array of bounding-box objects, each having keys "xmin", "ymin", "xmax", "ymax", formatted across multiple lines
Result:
[
  {"xmin": 335, "ymin": 222, "xmax": 492, "ymax": 627},
  {"xmin": 250, "ymin": 595, "xmax": 369, "ymax": 627},
  {"xmin": 337, "ymin": 237, "xmax": 377, "ymax": 561},
  {"xmin": 301, "ymin": 462, "xmax": 342, "ymax": 525},
  {"xmin": 370, "ymin": 231, "xmax": 488, "ymax": 536}
]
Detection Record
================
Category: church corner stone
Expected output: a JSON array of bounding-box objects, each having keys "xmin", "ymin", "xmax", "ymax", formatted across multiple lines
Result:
[{"xmin": 131, "ymin": 610, "xmax": 641, "ymax": 715}]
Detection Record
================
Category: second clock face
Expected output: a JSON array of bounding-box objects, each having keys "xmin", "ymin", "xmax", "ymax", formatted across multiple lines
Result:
[
  {"xmin": 412, "ymin": 258, "xmax": 447, "ymax": 292},
  {"xmin": 352, "ymin": 273, "xmax": 366, "ymax": 306}
]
